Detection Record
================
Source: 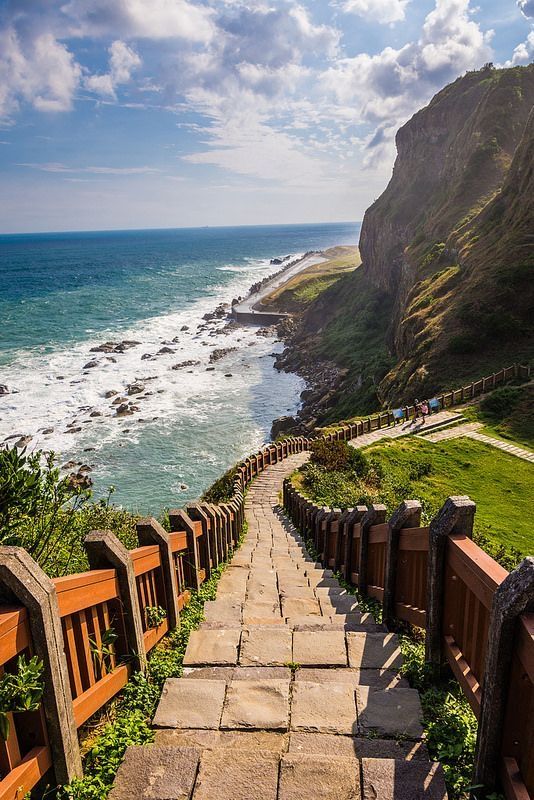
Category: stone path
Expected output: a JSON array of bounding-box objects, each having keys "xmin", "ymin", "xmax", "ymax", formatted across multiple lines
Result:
[
  {"xmin": 110, "ymin": 454, "xmax": 447, "ymax": 800},
  {"xmin": 347, "ymin": 409, "xmax": 463, "ymax": 449},
  {"xmin": 420, "ymin": 421, "xmax": 534, "ymax": 463}
]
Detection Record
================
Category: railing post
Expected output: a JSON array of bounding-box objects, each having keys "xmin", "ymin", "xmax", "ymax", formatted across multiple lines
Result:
[
  {"xmin": 84, "ymin": 530, "xmax": 147, "ymax": 672},
  {"xmin": 342, "ymin": 506, "xmax": 367, "ymax": 583},
  {"xmin": 0, "ymin": 547, "xmax": 82, "ymax": 783},
  {"xmin": 136, "ymin": 518, "xmax": 180, "ymax": 631},
  {"xmin": 187, "ymin": 503, "xmax": 216, "ymax": 572},
  {"xmin": 425, "ymin": 496, "xmax": 476, "ymax": 673},
  {"xmin": 358, "ymin": 504, "xmax": 387, "ymax": 597},
  {"xmin": 473, "ymin": 557, "xmax": 534, "ymax": 793},
  {"xmin": 383, "ymin": 500, "xmax": 422, "ymax": 628},
  {"xmin": 168, "ymin": 509, "xmax": 202, "ymax": 591}
]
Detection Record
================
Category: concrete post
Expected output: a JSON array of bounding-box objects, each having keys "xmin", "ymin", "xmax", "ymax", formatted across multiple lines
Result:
[
  {"xmin": 473, "ymin": 557, "xmax": 534, "ymax": 792},
  {"xmin": 187, "ymin": 503, "xmax": 216, "ymax": 572},
  {"xmin": 0, "ymin": 547, "xmax": 82, "ymax": 783},
  {"xmin": 383, "ymin": 500, "xmax": 422, "ymax": 628},
  {"xmin": 425, "ymin": 496, "xmax": 476, "ymax": 671},
  {"xmin": 342, "ymin": 506, "xmax": 368, "ymax": 583},
  {"xmin": 136, "ymin": 517, "xmax": 180, "ymax": 631},
  {"xmin": 85, "ymin": 530, "xmax": 147, "ymax": 672},
  {"xmin": 358, "ymin": 505, "xmax": 387, "ymax": 597},
  {"xmin": 168, "ymin": 510, "xmax": 201, "ymax": 591}
]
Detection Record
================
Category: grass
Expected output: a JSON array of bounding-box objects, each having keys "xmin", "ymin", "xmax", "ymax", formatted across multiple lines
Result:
[
  {"xmin": 294, "ymin": 435, "xmax": 533, "ymax": 564},
  {"xmin": 363, "ymin": 436, "xmax": 534, "ymax": 558},
  {"xmin": 259, "ymin": 246, "xmax": 360, "ymax": 313},
  {"xmin": 461, "ymin": 384, "xmax": 534, "ymax": 450}
]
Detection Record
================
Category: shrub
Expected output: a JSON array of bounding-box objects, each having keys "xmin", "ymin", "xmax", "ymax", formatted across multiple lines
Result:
[
  {"xmin": 447, "ymin": 334, "xmax": 478, "ymax": 354},
  {"xmin": 202, "ymin": 466, "xmax": 237, "ymax": 503},
  {"xmin": 310, "ymin": 440, "xmax": 369, "ymax": 476},
  {"xmin": 0, "ymin": 446, "xmax": 139, "ymax": 577},
  {"xmin": 480, "ymin": 386, "xmax": 521, "ymax": 420}
]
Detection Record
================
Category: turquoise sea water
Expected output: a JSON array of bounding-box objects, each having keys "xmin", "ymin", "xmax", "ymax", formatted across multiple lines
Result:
[{"xmin": 0, "ymin": 222, "xmax": 358, "ymax": 512}]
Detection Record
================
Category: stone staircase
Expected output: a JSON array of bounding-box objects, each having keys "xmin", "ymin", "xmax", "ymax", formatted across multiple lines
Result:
[{"xmin": 109, "ymin": 455, "xmax": 447, "ymax": 800}]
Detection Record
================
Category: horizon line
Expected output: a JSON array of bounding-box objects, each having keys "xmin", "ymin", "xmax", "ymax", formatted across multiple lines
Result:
[{"xmin": 0, "ymin": 219, "xmax": 361, "ymax": 237}]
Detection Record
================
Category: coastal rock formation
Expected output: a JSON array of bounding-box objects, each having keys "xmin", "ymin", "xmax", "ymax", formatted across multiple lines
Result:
[
  {"xmin": 209, "ymin": 347, "xmax": 237, "ymax": 363},
  {"xmin": 282, "ymin": 64, "xmax": 534, "ymax": 422}
]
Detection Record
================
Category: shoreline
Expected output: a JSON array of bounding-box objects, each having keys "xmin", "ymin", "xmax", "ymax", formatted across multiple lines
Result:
[{"xmin": 231, "ymin": 250, "xmax": 326, "ymax": 323}]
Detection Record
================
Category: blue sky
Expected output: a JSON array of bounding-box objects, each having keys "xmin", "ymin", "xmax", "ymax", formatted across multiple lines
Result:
[{"xmin": 0, "ymin": 0, "xmax": 533, "ymax": 233}]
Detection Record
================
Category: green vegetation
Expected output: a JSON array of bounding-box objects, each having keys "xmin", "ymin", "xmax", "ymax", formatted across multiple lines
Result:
[
  {"xmin": 310, "ymin": 269, "xmax": 395, "ymax": 417},
  {"xmin": 399, "ymin": 636, "xmax": 478, "ymax": 799},
  {"xmin": 202, "ymin": 464, "xmax": 238, "ymax": 503},
  {"xmin": 0, "ymin": 655, "xmax": 44, "ymax": 741},
  {"xmin": 260, "ymin": 246, "xmax": 359, "ymax": 313},
  {"xmin": 462, "ymin": 384, "xmax": 534, "ymax": 450},
  {"xmin": 61, "ymin": 546, "xmax": 239, "ymax": 800},
  {"xmin": 294, "ymin": 437, "xmax": 533, "ymax": 565},
  {"xmin": 0, "ymin": 446, "xmax": 139, "ymax": 577}
]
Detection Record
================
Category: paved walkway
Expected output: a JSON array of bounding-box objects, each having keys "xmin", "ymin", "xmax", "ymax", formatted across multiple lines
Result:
[
  {"xmin": 110, "ymin": 455, "xmax": 447, "ymax": 800},
  {"xmin": 347, "ymin": 409, "xmax": 463, "ymax": 449},
  {"xmin": 420, "ymin": 421, "xmax": 534, "ymax": 463}
]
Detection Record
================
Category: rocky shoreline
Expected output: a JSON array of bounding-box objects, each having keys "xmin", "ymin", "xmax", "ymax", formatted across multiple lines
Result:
[
  {"xmin": 1, "ymin": 249, "xmax": 309, "ymax": 488},
  {"xmin": 270, "ymin": 319, "xmax": 347, "ymax": 438}
]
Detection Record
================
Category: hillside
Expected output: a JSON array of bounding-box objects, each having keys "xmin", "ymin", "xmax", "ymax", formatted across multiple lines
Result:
[{"xmin": 277, "ymin": 64, "xmax": 534, "ymax": 426}]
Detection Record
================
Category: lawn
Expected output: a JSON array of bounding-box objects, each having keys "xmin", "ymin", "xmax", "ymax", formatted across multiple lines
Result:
[
  {"xmin": 363, "ymin": 436, "xmax": 533, "ymax": 557},
  {"xmin": 295, "ymin": 435, "xmax": 533, "ymax": 565}
]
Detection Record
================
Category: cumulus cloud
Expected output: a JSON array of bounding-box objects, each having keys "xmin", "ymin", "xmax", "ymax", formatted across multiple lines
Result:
[
  {"xmin": 62, "ymin": 0, "xmax": 215, "ymax": 43},
  {"xmin": 504, "ymin": 29, "xmax": 534, "ymax": 66},
  {"xmin": 0, "ymin": 27, "xmax": 81, "ymax": 119},
  {"xmin": 85, "ymin": 40, "xmax": 141, "ymax": 98},
  {"xmin": 337, "ymin": 0, "xmax": 410, "ymax": 24},
  {"xmin": 517, "ymin": 0, "xmax": 534, "ymax": 19},
  {"xmin": 322, "ymin": 0, "xmax": 493, "ymax": 163}
]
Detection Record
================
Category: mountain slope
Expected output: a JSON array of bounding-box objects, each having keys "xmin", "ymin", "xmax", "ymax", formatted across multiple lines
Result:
[{"xmin": 281, "ymin": 64, "xmax": 534, "ymax": 424}]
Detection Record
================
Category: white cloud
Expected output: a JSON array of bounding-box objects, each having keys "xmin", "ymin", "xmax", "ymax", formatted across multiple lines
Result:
[
  {"xmin": 0, "ymin": 28, "xmax": 81, "ymax": 119},
  {"xmin": 85, "ymin": 40, "xmax": 141, "ymax": 98},
  {"xmin": 62, "ymin": 0, "xmax": 215, "ymax": 43},
  {"xmin": 337, "ymin": 0, "xmax": 410, "ymax": 24},
  {"xmin": 18, "ymin": 162, "xmax": 160, "ymax": 174},
  {"xmin": 182, "ymin": 104, "xmax": 332, "ymax": 185},
  {"xmin": 504, "ymin": 29, "xmax": 534, "ymax": 65},
  {"xmin": 322, "ymin": 0, "xmax": 493, "ymax": 163},
  {"xmin": 517, "ymin": 0, "xmax": 534, "ymax": 19}
]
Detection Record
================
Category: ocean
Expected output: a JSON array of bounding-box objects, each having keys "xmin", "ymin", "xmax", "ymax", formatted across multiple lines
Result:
[{"xmin": 0, "ymin": 222, "xmax": 358, "ymax": 513}]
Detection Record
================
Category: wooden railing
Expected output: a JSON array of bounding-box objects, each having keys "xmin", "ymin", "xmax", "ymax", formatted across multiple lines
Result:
[
  {"xmin": 0, "ymin": 608, "xmax": 51, "ymax": 800},
  {"xmin": 283, "ymin": 482, "xmax": 534, "ymax": 800},
  {"xmin": 0, "ymin": 362, "xmax": 529, "ymax": 798}
]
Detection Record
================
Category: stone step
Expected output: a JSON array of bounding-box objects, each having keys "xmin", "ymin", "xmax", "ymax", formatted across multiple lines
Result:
[
  {"xmin": 415, "ymin": 413, "xmax": 466, "ymax": 436},
  {"xmin": 109, "ymin": 745, "xmax": 447, "ymax": 799}
]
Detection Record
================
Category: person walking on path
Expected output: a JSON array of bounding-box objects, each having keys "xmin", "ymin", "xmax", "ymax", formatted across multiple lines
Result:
[{"xmin": 420, "ymin": 400, "xmax": 429, "ymax": 424}]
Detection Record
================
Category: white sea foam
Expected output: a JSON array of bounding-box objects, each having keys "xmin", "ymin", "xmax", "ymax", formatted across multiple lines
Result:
[{"xmin": 0, "ymin": 256, "xmax": 303, "ymax": 488}]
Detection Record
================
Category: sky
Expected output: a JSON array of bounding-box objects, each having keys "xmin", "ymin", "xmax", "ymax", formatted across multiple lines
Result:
[{"xmin": 0, "ymin": 0, "xmax": 533, "ymax": 233}]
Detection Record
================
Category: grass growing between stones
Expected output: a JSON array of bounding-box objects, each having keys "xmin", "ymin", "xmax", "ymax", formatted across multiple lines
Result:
[
  {"xmin": 398, "ymin": 635, "xmax": 478, "ymax": 800},
  {"xmin": 60, "ymin": 527, "xmax": 246, "ymax": 800},
  {"xmin": 337, "ymin": 572, "xmax": 477, "ymax": 799}
]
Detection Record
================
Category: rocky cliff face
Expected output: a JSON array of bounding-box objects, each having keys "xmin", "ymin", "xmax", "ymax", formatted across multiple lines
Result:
[{"xmin": 282, "ymin": 64, "xmax": 534, "ymax": 423}]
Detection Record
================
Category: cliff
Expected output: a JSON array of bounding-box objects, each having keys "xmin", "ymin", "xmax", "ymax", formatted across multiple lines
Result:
[{"xmin": 279, "ymin": 64, "xmax": 534, "ymax": 424}]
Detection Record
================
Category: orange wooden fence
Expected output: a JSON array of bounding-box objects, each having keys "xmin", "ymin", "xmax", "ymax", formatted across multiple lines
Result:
[
  {"xmin": 283, "ymin": 480, "xmax": 534, "ymax": 800},
  {"xmin": 0, "ymin": 362, "xmax": 529, "ymax": 798}
]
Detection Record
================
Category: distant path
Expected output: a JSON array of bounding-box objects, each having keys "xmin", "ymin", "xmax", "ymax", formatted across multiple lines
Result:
[
  {"xmin": 422, "ymin": 422, "xmax": 534, "ymax": 462},
  {"xmin": 232, "ymin": 253, "xmax": 326, "ymax": 324}
]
